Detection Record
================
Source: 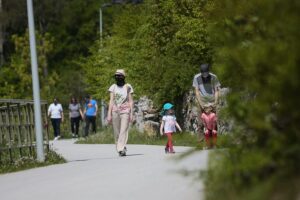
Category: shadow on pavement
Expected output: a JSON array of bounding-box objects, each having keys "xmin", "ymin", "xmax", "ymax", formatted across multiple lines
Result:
[
  {"xmin": 68, "ymin": 154, "xmax": 144, "ymax": 162},
  {"xmin": 123, "ymin": 153, "xmax": 144, "ymax": 157}
]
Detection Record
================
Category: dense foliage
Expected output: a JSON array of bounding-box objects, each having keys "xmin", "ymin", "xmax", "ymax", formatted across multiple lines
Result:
[
  {"xmin": 0, "ymin": 31, "xmax": 58, "ymax": 98},
  {"xmin": 204, "ymin": 0, "xmax": 300, "ymax": 199},
  {"xmin": 0, "ymin": 0, "xmax": 106, "ymax": 102},
  {"xmin": 83, "ymin": 0, "xmax": 212, "ymax": 107}
]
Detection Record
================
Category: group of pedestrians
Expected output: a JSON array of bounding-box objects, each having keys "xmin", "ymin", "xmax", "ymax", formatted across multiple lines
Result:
[
  {"xmin": 47, "ymin": 95, "xmax": 98, "ymax": 140},
  {"xmin": 159, "ymin": 63, "xmax": 220, "ymax": 153},
  {"xmin": 48, "ymin": 63, "xmax": 221, "ymax": 155}
]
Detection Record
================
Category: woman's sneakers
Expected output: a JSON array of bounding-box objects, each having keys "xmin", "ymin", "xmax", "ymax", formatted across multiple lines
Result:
[
  {"xmin": 119, "ymin": 151, "xmax": 126, "ymax": 157},
  {"xmin": 119, "ymin": 147, "xmax": 127, "ymax": 157},
  {"xmin": 54, "ymin": 136, "xmax": 61, "ymax": 141},
  {"xmin": 118, "ymin": 151, "xmax": 124, "ymax": 156}
]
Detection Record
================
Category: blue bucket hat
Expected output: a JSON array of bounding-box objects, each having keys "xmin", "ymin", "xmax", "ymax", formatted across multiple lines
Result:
[{"xmin": 163, "ymin": 103, "xmax": 174, "ymax": 110}]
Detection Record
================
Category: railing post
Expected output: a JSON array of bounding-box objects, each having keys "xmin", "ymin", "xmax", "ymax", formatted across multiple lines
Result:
[
  {"xmin": 6, "ymin": 103, "xmax": 13, "ymax": 163},
  {"xmin": 17, "ymin": 103, "xmax": 23, "ymax": 157}
]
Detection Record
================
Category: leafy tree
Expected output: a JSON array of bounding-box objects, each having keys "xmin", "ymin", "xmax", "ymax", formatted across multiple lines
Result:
[
  {"xmin": 1, "ymin": 0, "xmax": 107, "ymax": 103},
  {"xmin": 83, "ymin": 0, "xmax": 213, "ymax": 113},
  {"xmin": 0, "ymin": 31, "xmax": 58, "ymax": 100}
]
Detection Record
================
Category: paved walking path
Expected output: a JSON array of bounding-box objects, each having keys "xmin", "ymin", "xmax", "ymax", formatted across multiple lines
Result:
[{"xmin": 0, "ymin": 139, "xmax": 208, "ymax": 200}]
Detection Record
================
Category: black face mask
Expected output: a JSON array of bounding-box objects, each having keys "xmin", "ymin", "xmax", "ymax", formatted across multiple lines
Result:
[
  {"xmin": 115, "ymin": 77, "xmax": 125, "ymax": 86},
  {"xmin": 201, "ymin": 71, "xmax": 210, "ymax": 78},
  {"xmin": 54, "ymin": 100, "xmax": 58, "ymax": 105}
]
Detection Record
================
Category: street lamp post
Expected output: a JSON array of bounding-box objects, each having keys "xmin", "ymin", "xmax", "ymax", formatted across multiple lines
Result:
[
  {"xmin": 99, "ymin": 3, "xmax": 112, "ymax": 47},
  {"xmin": 99, "ymin": 7, "xmax": 102, "ymax": 45},
  {"xmin": 26, "ymin": 0, "xmax": 44, "ymax": 162},
  {"xmin": 99, "ymin": 3, "xmax": 112, "ymax": 127}
]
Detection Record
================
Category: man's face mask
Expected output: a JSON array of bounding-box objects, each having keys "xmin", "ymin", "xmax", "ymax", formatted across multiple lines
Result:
[
  {"xmin": 54, "ymin": 99, "xmax": 58, "ymax": 105},
  {"xmin": 201, "ymin": 71, "xmax": 210, "ymax": 78},
  {"xmin": 115, "ymin": 75, "xmax": 125, "ymax": 86}
]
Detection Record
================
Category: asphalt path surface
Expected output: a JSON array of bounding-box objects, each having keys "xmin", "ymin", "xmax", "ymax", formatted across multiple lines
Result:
[{"xmin": 0, "ymin": 139, "xmax": 208, "ymax": 200}]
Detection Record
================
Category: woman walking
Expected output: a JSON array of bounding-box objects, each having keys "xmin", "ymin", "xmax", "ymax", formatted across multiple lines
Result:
[
  {"xmin": 107, "ymin": 69, "xmax": 134, "ymax": 157},
  {"xmin": 69, "ymin": 97, "xmax": 83, "ymax": 138},
  {"xmin": 48, "ymin": 98, "xmax": 64, "ymax": 140}
]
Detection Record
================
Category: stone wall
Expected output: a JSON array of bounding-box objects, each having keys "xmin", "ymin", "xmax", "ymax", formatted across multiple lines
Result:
[{"xmin": 133, "ymin": 96, "xmax": 160, "ymax": 136}]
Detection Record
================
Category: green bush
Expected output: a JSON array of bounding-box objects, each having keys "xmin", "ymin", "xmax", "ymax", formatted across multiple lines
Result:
[{"xmin": 203, "ymin": 0, "xmax": 300, "ymax": 199}]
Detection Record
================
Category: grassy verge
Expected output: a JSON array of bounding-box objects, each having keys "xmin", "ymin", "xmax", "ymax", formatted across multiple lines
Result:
[
  {"xmin": 0, "ymin": 149, "xmax": 66, "ymax": 174},
  {"xmin": 76, "ymin": 127, "xmax": 201, "ymax": 146},
  {"xmin": 76, "ymin": 127, "xmax": 231, "ymax": 149}
]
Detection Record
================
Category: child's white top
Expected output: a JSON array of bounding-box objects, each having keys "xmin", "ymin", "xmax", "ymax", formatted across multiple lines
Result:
[{"xmin": 162, "ymin": 115, "xmax": 177, "ymax": 133}]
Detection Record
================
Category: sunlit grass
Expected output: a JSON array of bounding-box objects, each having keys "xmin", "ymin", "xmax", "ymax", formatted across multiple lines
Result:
[
  {"xmin": 76, "ymin": 127, "xmax": 230, "ymax": 149},
  {"xmin": 0, "ymin": 148, "xmax": 66, "ymax": 174}
]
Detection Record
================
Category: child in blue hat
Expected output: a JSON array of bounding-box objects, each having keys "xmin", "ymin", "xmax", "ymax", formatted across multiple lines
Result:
[{"xmin": 160, "ymin": 103, "xmax": 182, "ymax": 153}]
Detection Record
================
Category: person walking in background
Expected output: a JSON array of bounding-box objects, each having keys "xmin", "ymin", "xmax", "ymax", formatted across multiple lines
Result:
[
  {"xmin": 160, "ymin": 103, "xmax": 182, "ymax": 154},
  {"xmin": 107, "ymin": 69, "xmax": 134, "ymax": 157},
  {"xmin": 192, "ymin": 63, "xmax": 221, "ymax": 142},
  {"xmin": 69, "ymin": 97, "xmax": 83, "ymax": 138},
  {"xmin": 83, "ymin": 95, "xmax": 98, "ymax": 137},
  {"xmin": 201, "ymin": 103, "xmax": 217, "ymax": 149},
  {"xmin": 48, "ymin": 97, "xmax": 64, "ymax": 140}
]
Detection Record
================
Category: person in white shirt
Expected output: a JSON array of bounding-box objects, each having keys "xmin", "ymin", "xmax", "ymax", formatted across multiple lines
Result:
[{"xmin": 48, "ymin": 98, "xmax": 64, "ymax": 140}]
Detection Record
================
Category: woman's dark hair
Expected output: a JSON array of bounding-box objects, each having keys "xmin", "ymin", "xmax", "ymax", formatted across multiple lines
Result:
[{"xmin": 70, "ymin": 97, "xmax": 78, "ymax": 104}]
